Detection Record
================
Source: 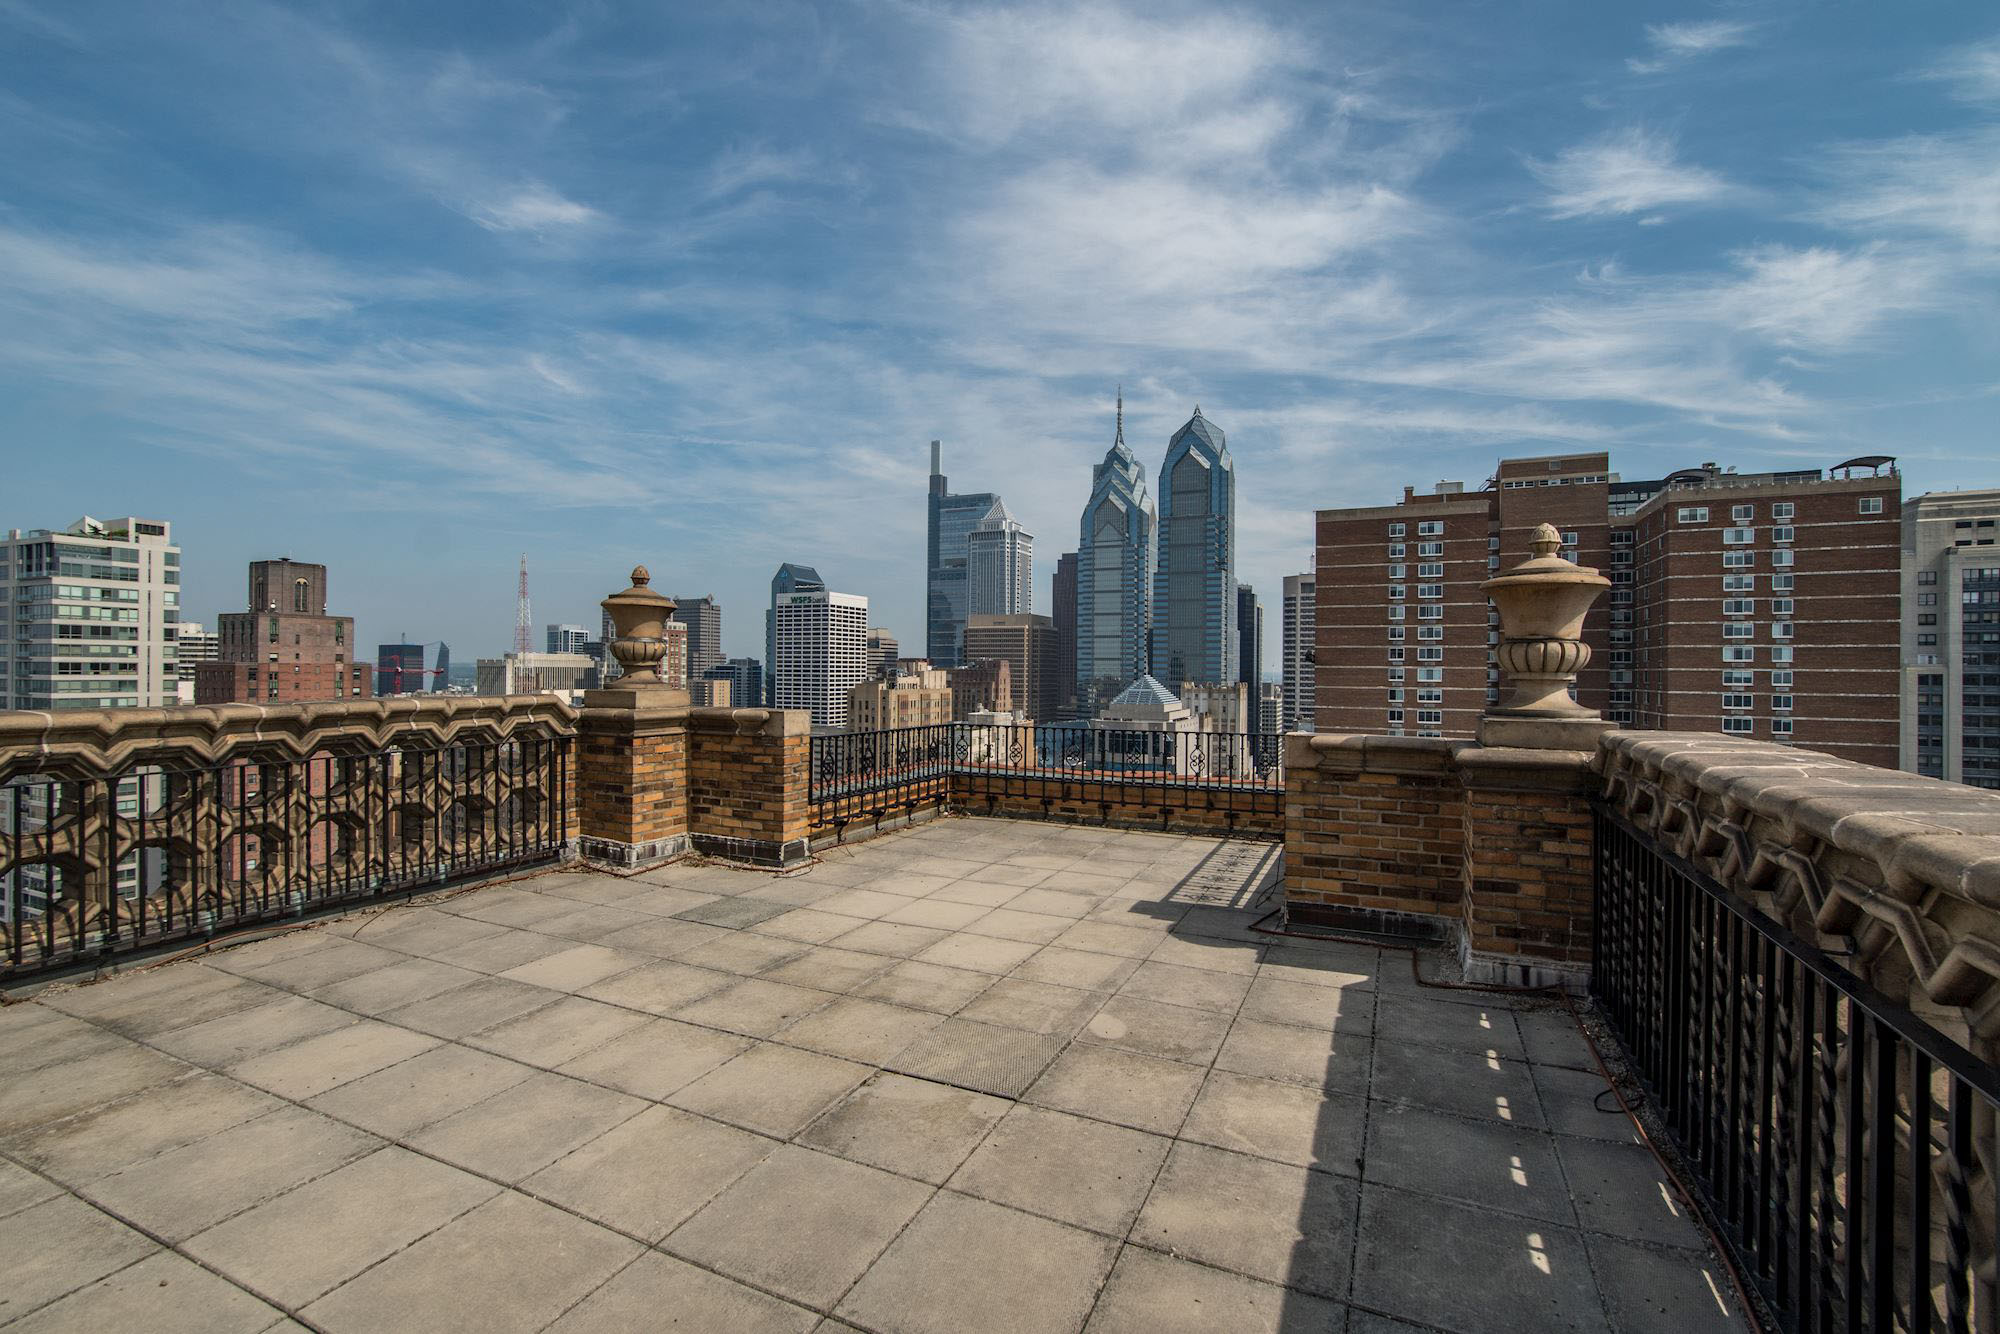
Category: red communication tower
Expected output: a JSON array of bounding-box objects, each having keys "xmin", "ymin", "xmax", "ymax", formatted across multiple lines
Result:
[{"xmin": 514, "ymin": 554, "xmax": 532, "ymax": 655}]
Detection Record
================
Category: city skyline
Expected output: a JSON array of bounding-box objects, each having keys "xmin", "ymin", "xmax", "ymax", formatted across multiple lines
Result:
[{"xmin": 4, "ymin": 5, "xmax": 1991, "ymax": 673}]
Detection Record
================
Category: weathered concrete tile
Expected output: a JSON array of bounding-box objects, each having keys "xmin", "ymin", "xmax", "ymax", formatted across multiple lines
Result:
[
  {"xmin": 5, "ymin": 1247, "xmax": 278, "ymax": 1334},
  {"xmin": 776, "ymin": 996, "xmax": 946, "ymax": 1064},
  {"xmin": 1372, "ymin": 1039, "xmax": 1544, "ymax": 1130},
  {"xmin": 853, "ymin": 960, "xmax": 995, "ymax": 1014},
  {"xmin": 524, "ymin": 1104, "xmax": 774, "ymax": 1241},
  {"xmin": 1026, "ymin": 1045, "xmax": 1205, "ymax": 1136},
  {"xmin": 1084, "ymin": 1245, "xmax": 1344, "ymax": 1333},
  {"xmin": 1215, "ymin": 1018, "xmax": 1371, "ymax": 1097},
  {"xmin": 798, "ymin": 1072, "xmax": 1009, "ymax": 1185},
  {"xmin": 5, "ymin": 1072, "xmax": 280, "ymax": 1183},
  {"xmin": 905, "ymin": 856, "xmax": 999, "ymax": 881},
  {"xmin": 958, "ymin": 977, "xmax": 1105, "ymax": 1037},
  {"xmin": 557, "ymin": 1018, "xmax": 752, "ymax": 1101},
  {"xmin": 1172, "ymin": 907, "xmax": 1265, "ymax": 944},
  {"xmin": 812, "ymin": 888, "xmax": 912, "ymax": 921},
  {"xmin": 758, "ymin": 945, "xmax": 893, "ymax": 994},
  {"xmin": 929, "ymin": 881, "xmax": 1023, "ymax": 909},
  {"xmin": 960, "ymin": 906, "xmax": 1077, "ymax": 945},
  {"xmin": 1132, "ymin": 1142, "xmax": 1357, "ymax": 1299},
  {"xmin": 686, "ymin": 930, "xmax": 812, "ymax": 977},
  {"xmin": 0, "ymin": 1042, "xmax": 192, "ymax": 1135},
  {"xmin": 308, "ymin": 958, "xmax": 486, "ymax": 1014},
  {"xmin": 351, "ymin": 909, "xmax": 508, "ymax": 959},
  {"xmin": 463, "ymin": 995, "xmax": 650, "ymax": 1067},
  {"xmin": 1259, "ymin": 943, "xmax": 1379, "ymax": 990},
  {"xmin": 829, "ymin": 919, "xmax": 953, "ymax": 958},
  {"xmin": 1364, "ymin": 1101, "xmax": 1574, "ymax": 1225},
  {"xmin": 228, "ymin": 939, "xmax": 409, "ymax": 993},
  {"xmin": 1352, "ymin": 1184, "xmax": 1600, "ymax": 1332},
  {"xmin": 226, "ymin": 1021, "xmax": 440, "ymax": 1101},
  {"xmin": 964, "ymin": 864, "xmax": 1053, "ymax": 890},
  {"xmin": 377, "ymin": 976, "xmax": 559, "ymax": 1039},
  {"xmin": 546, "ymin": 1251, "xmax": 817, "ymax": 1334},
  {"xmin": 1558, "ymin": 1137, "xmax": 1710, "ymax": 1250},
  {"xmin": 0, "ymin": 1193, "xmax": 157, "ymax": 1320},
  {"xmin": 0, "ymin": 1008, "xmax": 130, "ymax": 1074},
  {"xmin": 741, "ymin": 879, "xmax": 838, "ymax": 908},
  {"xmin": 306, "ymin": 1043, "xmax": 536, "ymax": 1139},
  {"xmin": 882, "ymin": 898, "xmax": 991, "ymax": 930},
  {"xmin": 668, "ymin": 1043, "xmax": 871, "ymax": 1137},
  {"xmin": 1237, "ymin": 977, "xmax": 1374, "ymax": 1034},
  {"xmin": 664, "ymin": 1145, "xmax": 932, "ymax": 1309},
  {"xmin": 448, "ymin": 888, "xmax": 577, "ymax": 929},
  {"xmin": 886, "ymin": 1019, "xmax": 1067, "ymax": 1098},
  {"xmin": 528, "ymin": 903, "xmax": 655, "ymax": 943},
  {"xmin": 36, "ymin": 965, "xmax": 277, "ymax": 1039},
  {"xmin": 1081, "ymin": 994, "xmax": 1230, "ymax": 1065},
  {"xmin": 1117, "ymin": 959, "xmax": 1255, "ymax": 1014},
  {"xmin": 915, "ymin": 933, "xmax": 1042, "ymax": 975},
  {"xmin": 1181, "ymin": 1072, "xmax": 1364, "ymax": 1175},
  {"xmin": 300, "ymin": 1191, "xmax": 639, "ymax": 1334},
  {"xmin": 618, "ymin": 884, "xmax": 724, "ymax": 916},
  {"xmin": 608, "ymin": 915, "xmax": 734, "ymax": 958},
  {"xmin": 496, "ymin": 943, "xmax": 649, "ymax": 992},
  {"xmin": 751, "ymin": 908, "xmax": 877, "ymax": 945},
  {"xmin": 0, "ymin": 1159, "xmax": 60, "ymax": 1219},
  {"xmin": 1373, "ymin": 994, "xmax": 1524, "ymax": 1060},
  {"xmin": 947, "ymin": 1103, "xmax": 1169, "ymax": 1236},
  {"xmin": 184, "ymin": 1147, "xmax": 497, "ymax": 1309},
  {"xmin": 576, "ymin": 958, "xmax": 732, "ymax": 1015},
  {"xmin": 866, "ymin": 872, "xmax": 958, "ymax": 899},
  {"xmin": 151, "ymin": 994, "xmax": 356, "ymax": 1069},
  {"xmin": 1010, "ymin": 945, "xmax": 1144, "ymax": 993},
  {"xmin": 1587, "ymin": 1233, "xmax": 1747, "ymax": 1334},
  {"xmin": 80, "ymin": 1106, "xmax": 379, "ymax": 1242},
  {"xmin": 1003, "ymin": 887, "xmax": 1094, "ymax": 917},
  {"xmin": 837, "ymin": 1191, "xmax": 1117, "ymax": 1334},
  {"xmin": 672, "ymin": 977, "xmax": 834, "ymax": 1038},
  {"xmin": 1516, "ymin": 1006, "xmax": 1599, "ymax": 1071},
  {"xmin": 1532, "ymin": 1064, "xmax": 1642, "ymax": 1144},
  {"xmin": 405, "ymin": 1072, "xmax": 643, "ymax": 1182}
]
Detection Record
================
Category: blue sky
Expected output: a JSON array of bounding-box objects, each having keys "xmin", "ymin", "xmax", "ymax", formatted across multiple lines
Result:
[{"xmin": 3, "ymin": 2, "xmax": 1995, "ymax": 667}]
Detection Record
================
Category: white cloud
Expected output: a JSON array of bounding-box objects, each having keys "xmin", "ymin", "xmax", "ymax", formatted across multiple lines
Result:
[
  {"xmin": 1814, "ymin": 128, "xmax": 2000, "ymax": 254},
  {"xmin": 468, "ymin": 183, "xmax": 598, "ymax": 233},
  {"xmin": 1532, "ymin": 127, "xmax": 1736, "ymax": 219},
  {"xmin": 1926, "ymin": 37, "xmax": 2000, "ymax": 105},
  {"xmin": 1627, "ymin": 20, "xmax": 1758, "ymax": 74}
]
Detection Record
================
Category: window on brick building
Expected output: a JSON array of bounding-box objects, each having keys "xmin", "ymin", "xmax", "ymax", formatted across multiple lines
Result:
[
  {"xmin": 1678, "ymin": 507, "xmax": 1708, "ymax": 523},
  {"xmin": 1859, "ymin": 497, "xmax": 1884, "ymax": 514}
]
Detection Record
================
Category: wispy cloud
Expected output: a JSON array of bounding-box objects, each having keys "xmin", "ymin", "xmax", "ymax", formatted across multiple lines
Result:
[
  {"xmin": 1532, "ymin": 127, "xmax": 1737, "ymax": 219},
  {"xmin": 1813, "ymin": 127, "xmax": 2000, "ymax": 254},
  {"xmin": 467, "ymin": 183, "xmax": 598, "ymax": 233},
  {"xmin": 1926, "ymin": 37, "xmax": 2000, "ymax": 105},
  {"xmin": 1628, "ymin": 19, "xmax": 1759, "ymax": 74}
]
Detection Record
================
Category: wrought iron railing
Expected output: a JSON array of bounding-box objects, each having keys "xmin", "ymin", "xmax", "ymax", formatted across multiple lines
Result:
[
  {"xmin": 808, "ymin": 724, "xmax": 1284, "ymax": 836},
  {"xmin": 1593, "ymin": 802, "xmax": 2000, "ymax": 1333},
  {"xmin": 0, "ymin": 701, "xmax": 572, "ymax": 979}
]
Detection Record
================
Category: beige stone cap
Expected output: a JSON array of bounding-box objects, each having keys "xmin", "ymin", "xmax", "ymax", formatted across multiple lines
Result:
[
  {"xmin": 1283, "ymin": 731, "xmax": 1468, "ymax": 775},
  {"xmin": 1457, "ymin": 744, "xmax": 1596, "ymax": 793},
  {"xmin": 686, "ymin": 707, "xmax": 812, "ymax": 738},
  {"xmin": 1602, "ymin": 729, "xmax": 2000, "ymax": 872}
]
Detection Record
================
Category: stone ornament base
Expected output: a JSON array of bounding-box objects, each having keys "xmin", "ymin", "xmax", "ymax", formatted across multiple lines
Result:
[
  {"xmin": 578, "ymin": 833, "xmax": 688, "ymax": 870},
  {"xmin": 1476, "ymin": 714, "xmax": 1613, "ymax": 750}
]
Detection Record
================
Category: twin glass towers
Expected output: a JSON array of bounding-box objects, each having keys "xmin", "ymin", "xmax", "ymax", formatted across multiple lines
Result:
[{"xmin": 1075, "ymin": 393, "xmax": 1237, "ymax": 715}]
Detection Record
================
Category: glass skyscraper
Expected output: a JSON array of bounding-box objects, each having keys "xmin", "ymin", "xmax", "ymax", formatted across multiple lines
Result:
[
  {"xmin": 926, "ymin": 440, "xmax": 1003, "ymax": 668},
  {"xmin": 967, "ymin": 500, "xmax": 1033, "ymax": 619},
  {"xmin": 1152, "ymin": 406, "xmax": 1236, "ymax": 687},
  {"xmin": 765, "ymin": 562, "xmax": 823, "ymax": 704},
  {"xmin": 1075, "ymin": 392, "xmax": 1156, "ymax": 717}
]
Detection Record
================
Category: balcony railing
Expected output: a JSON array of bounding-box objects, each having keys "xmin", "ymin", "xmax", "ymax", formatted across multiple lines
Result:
[
  {"xmin": 1593, "ymin": 801, "xmax": 2000, "ymax": 1332},
  {"xmin": 0, "ymin": 699, "xmax": 574, "ymax": 979},
  {"xmin": 808, "ymin": 724, "xmax": 1285, "ymax": 838}
]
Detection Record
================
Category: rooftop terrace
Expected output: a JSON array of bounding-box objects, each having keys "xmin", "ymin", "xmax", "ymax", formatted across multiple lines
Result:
[{"xmin": 0, "ymin": 817, "xmax": 1745, "ymax": 1334}]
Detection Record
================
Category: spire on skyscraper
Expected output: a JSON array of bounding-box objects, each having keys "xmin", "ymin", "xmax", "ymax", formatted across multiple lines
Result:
[{"xmin": 1114, "ymin": 385, "xmax": 1124, "ymax": 446}]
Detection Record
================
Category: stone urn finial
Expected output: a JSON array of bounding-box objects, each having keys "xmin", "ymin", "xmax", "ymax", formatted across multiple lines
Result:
[
  {"xmin": 1479, "ymin": 524, "xmax": 1611, "ymax": 749},
  {"xmin": 600, "ymin": 565, "xmax": 677, "ymax": 687}
]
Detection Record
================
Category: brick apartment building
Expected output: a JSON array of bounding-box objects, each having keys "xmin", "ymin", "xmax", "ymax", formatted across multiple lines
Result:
[
  {"xmin": 197, "ymin": 559, "xmax": 373, "ymax": 705},
  {"xmin": 1315, "ymin": 453, "xmax": 1901, "ymax": 766}
]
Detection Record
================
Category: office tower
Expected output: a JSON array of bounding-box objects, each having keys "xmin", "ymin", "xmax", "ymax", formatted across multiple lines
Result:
[
  {"xmin": 1179, "ymin": 680, "xmax": 1252, "ymax": 732},
  {"xmin": 766, "ymin": 563, "xmax": 825, "ymax": 704},
  {"xmin": 671, "ymin": 595, "xmax": 724, "ymax": 678},
  {"xmin": 1281, "ymin": 572, "xmax": 1316, "ymax": 732},
  {"xmin": 1052, "ymin": 552, "xmax": 1079, "ymax": 719},
  {"xmin": 963, "ymin": 613, "xmax": 1059, "ymax": 722},
  {"xmin": 1152, "ymin": 406, "xmax": 1236, "ymax": 687},
  {"xmin": 1258, "ymin": 681, "xmax": 1282, "ymax": 735},
  {"xmin": 0, "ymin": 516, "xmax": 180, "ymax": 710},
  {"xmin": 173, "ymin": 621, "xmax": 219, "ymax": 704},
  {"xmin": 375, "ymin": 641, "xmax": 448, "ymax": 695},
  {"xmin": 946, "ymin": 658, "xmax": 1012, "ymax": 719},
  {"xmin": 927, "ymin": 441, "xmax": 1004, "ymax": 667},
  {"xmin": 690, "ymin": 676, "xmax": 732, "ymax": 708},
  {"xmin": 1314, "ymin": 453, "xmax": 1901, "ymax": 765},
  {"xmin": 1076, "ymin": 392, "xmax": 1157, "ymax": 716},
  {"xmin": 546, "ymin": 624, "xmax": 591, "ymax": 656},
  {"xmin": 476, "ymin": 652, "xmax": 596, "ymax": 697},
  {"xmin": 848, "ymin": 675, "xmax": 954, "ymax": 730},
  {"xmin": 867, "ymin": 628, "xmax": 900, "ymax": 680},
  {"xmin": 706, "ymin": 658, "xmax": 764, "ymax": 713},
  {"xmin": 967, "ymin": 502, "xmax": 1033, "ymax": 617},
  {"xmin": 1901, "ymin": 488, "xmax": 2000, "ymax": 788},
  {"xmin": 772, "ymin": 587, "xmax": 869, "ymax": 729},
  {"xmin": 199, "ymin": 559, "xmax": 373, "ymax": 704},
  {"xmin": 1236, "ymin": 583, "xmax": 1262, "ymax": 689}
]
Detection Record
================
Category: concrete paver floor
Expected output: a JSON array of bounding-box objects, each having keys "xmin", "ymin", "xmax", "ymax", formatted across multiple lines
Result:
[{"xmin": 0, "ymin": 817, "xmax": 1750, "ymax": 1333}]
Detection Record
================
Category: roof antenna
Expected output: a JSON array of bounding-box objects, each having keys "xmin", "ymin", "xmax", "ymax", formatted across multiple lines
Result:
[{"xmin": 1114, "ymin": 385, "xmax": 1124, "ymax": 447}]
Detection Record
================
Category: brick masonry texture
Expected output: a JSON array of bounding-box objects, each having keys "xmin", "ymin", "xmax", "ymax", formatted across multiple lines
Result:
[{"xmin": 686, "ymin": 713, "xmax": 810, "ymax": 859}]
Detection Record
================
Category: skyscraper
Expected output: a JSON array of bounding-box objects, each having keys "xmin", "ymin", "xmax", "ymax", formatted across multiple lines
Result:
[
  {"xmin": 1152, "ymin": 406, "xmax": 1237, "ymax": 687},
  {"xmin": 671, "ymin": 595, "xmax": 724, "ymax": 678},
  {"xmin": 200, "ymin": 559, "xmax": 372, "ymax": 704},
  {"xmin": 1075, "ymin": 392, "xmax": 1156, "ymax": 716},
  {"xmin": 966, "ymin": 502, "xmax": 1033, "ymax": 617},
  {"xmin": 927, "ymin": 441, "xmax": 1003, "ymax": 667},
  {"xmin": 1236, "ymin": 583, "xmax": 1262, "ymax": 690},
  {"xmin": 0, "ymin": 516, "xmax": 179, "ymax": 710},
  {"xmin": 546, "ymin": 624, "xmax": 590, "ymax": 655},
  {"xmin": 1281, "ymin": 572, "xmax": 1316, "ymax": 732},
  {"xmin": 963, "ymin": 613, "xmax": 1060, "ymax": 722},
  {"xmin": 765, "ymin": 563, "xmax": 824, "ymax": 704},
  {"xmin": 772, "ymin": 587, "xmax": 870, "ymax": 729},
  {"xmin": 1901, "ymin": 488, "xmax": 2000, "ymax": 788},
  {"xmin": 706, "ymin": 657, "xmax": 764, "ymax": 712},
  {"xmin": 866, "ymin": 628, "xmax": 900, "ymax": 679},
  {"xmin": 1052, "ymin": 551, "xmax": 1078, "ymax": 719}
]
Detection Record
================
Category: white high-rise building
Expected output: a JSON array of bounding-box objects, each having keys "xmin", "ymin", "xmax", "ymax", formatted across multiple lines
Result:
[
  {"xmin": 0, "ymin": 515, "xmax": 181, "ymax": 711},
  {"xmin": 173, "ymin": 621, "xmax": 219, "ymax": 704},
  {"xmin": 546, "ymin": 623, "xmax": 591, "ymax": 656},
  {"xmin": 967, "ymin": 502, "xmax": 1033, "ymax": 618},
  {"xmin": 1282, "ymin": 571, "xmax": 1316, "ymax": 732},
  {"xmin": 772, "ymin": 589, "xmax": 870, "ymax": 729}
]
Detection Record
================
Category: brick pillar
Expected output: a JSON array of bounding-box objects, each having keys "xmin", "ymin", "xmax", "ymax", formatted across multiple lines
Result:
[
  {"xmin": 686, "ymin": 708, "xmax": 812, "ymax": 867},
  {"xmin": 575, "ymin": 691, "xmax": 691, "ymax": 869},
  {"xmin": 1456, "ymin": 746, "xmax": 1596, "ymax": 989}
]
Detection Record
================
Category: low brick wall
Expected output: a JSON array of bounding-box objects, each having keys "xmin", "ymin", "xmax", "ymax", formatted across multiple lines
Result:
[
  {"xmin": 1458, "ymin": 748, "xmax": 1596, "ymax": 982},
  {"xmin": 951, "ymin": 774, "xmax": 1282, "ymax": 839},
  {"xmin": 686, "ymin": 708, "xmax": 811, "ymax": 866}
]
